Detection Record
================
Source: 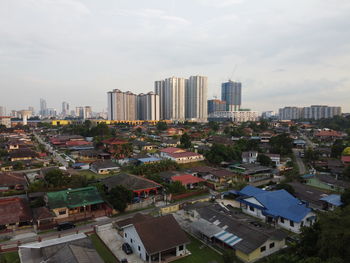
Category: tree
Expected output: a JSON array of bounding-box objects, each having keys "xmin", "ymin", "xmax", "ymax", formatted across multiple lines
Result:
[
  {"xmin": 343, "ymin": 166, "xmax": 350, "ymax": 180},
  {"xmin": 331, "ymin": 140, "xmax": 345, "ymax": 158},
  {"xmin": 108, "ymin": 186, "xmax": 133, "ymax": 212},
  {"xmin": 156, "ymin": 121, "xmax": 168, "ymax": 131},
  {"xmin": 257, "ymin": 154, "xmax": 272, "ymax": 167},
  {"xmin": 341, "ymin": 188, "xmax": 350, "ymax": 207},
  {"xmin": 208, "ymin": 121, "xmax": 219, "ymax": 132},
  {"xmin": 270, "ymin": 133, "xmax": 293, "ymax": 155},
  {"xmin": 180, "ymin": 133, "xmax": 192, "ymax": 148},
  {"xmin": 168, "ymin": 181, "xmax": 186, "ymax": 194},
  {"xmin": 45, "ymin": 169, "xmax": 69, "ymax": 187}
]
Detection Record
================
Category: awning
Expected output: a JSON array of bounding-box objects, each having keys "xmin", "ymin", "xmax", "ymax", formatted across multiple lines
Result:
[{"xmin": 214, "ymin": 230, "xmax": 242, "ymax": 247}]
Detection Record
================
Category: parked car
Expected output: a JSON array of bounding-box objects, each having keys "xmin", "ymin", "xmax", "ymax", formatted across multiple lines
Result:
[
  {"xmin": 57, "ymin": 222, "xmax": 76, "ymax": 231},
  {"xmin": 120, "ymin": 259, "xmax": 128, "ymax": 263},
  {"xmin": 122, "ymin": 243, "xmax": 133, "ymax": 255}
]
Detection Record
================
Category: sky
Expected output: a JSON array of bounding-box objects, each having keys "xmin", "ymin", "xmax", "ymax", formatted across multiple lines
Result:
[{"xmin": 0, "ymin": 0, "xmax": 350, "ymax": 113}]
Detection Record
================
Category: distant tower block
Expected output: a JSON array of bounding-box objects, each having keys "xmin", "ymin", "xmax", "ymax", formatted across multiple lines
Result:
[{"xmin": 18, "ymin": 110, "xmax": 32, "ymax": 125}]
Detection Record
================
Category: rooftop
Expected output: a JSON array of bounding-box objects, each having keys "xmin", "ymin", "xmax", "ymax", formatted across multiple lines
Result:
[
  {"xmin": 46, "ymin": 186, "xmax": 104, "ymax": 209},
  {"xmin": 102, "ymin": 173, "xmax": 161, "ymax": 191}
]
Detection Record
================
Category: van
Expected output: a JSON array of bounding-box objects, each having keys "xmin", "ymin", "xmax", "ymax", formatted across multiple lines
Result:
[{"xmin": 57, "ymin": 222, "xmax": 76, "ymax": 231}]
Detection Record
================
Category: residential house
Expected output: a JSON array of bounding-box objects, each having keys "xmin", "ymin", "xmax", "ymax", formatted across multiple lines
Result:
[
  {"xmin": 18, "ymin": 233, "xmax": 104, "ymax": 263},
  {"xmin": 237, "ymin": 186, "xmax": 316, "ymax": 233},
  {"xmin": 90, "ymin": 160, "xmax": 120, "ymax": 174},
  {"xmin": 189, "ymin": 166, "xmax": 234, "ymax": 190},
  {"xmin": 45, "ymin": 186, "xmax": 111, "ymax": 223},
  {"xmin": 171, "ymin": 174, "xmax": 205, "ymax": 189},
  {"xmin": 242, "ymin": 151, "xmax": 258, "ymax": 164},
  {"xmin": 185, "ymin": 202, "xmax": 287, "ymax": 262},
  {"xmin": 32, "ymin": 207, "xmax": 55, "ymax": 230},
  {"xmin": 160, "ymin": 147, "xmax": 204, "ymax": 164},
  {"xmin": 9, "ymin": 149, "xmax": 37, "ymax": 162},
  {"xmin": 320, "ymin": 194, "xmax": 343, "ymax": 211},
  {"xmin": 116, "ymin": 214, "xmax": 190, "ymax": 262},
  {"xmin": 341, "ymin": 155, "xmax": 350, "ymax": 166},
  {"xmin": 265, "ymin": 154, "xmax": 280, "ymax": 166},
  {"xmin": 0, "ymin": 172, "xmax": 28, "ymax": 191},
  {"xmin": 102, "ymin": 173, "xmax": 161, "ymax": 197},
  {"xmin": 0, "ymin": 197, "xmax": 32, "ymax": 231},
  {"xmin": 133, "ymin": 140, "xmax": 157, "ymax": 152},
  {"xmin": 230, "ymin": 164, "xmax": 273, "ymax": 185},
  {"xmin": 302, "ymin": 174, "xmax": 350, "ymax": 192},
  {"xmin": 137, "ymin": 157, "xmax": 161, "ymax": 165}
]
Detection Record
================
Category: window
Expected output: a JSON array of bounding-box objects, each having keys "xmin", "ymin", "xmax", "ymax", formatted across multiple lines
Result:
[
  {"xmin": 260, "ymin": 246, "xmax": 266, "ymax": 252},
  {"xmin": 269, "ymin": 243, "xmax": 275, "ymax": 249},
  {"xmin": 125, "ymin": 233, "xmax": 127, "ymax": 238},
  {"xmin": 290, "ymin": 220, "xmax": 294, "ymax": 227},
  {"xmin": 179, "ymin": 245, "xmax": 184, "ymax": 251},
  {"xmin": 249, "ymin": 206, "xmax": 254, "ymax": 212},
  {"xmin": 138, "ymin": 246, "xmax": 141, "ymax": 251},
  {"xmin": 59, "ymin": 210, "xmax": 66, "ymax": 215},
  {"xmin": 280, "ymin": 217, "xmax": 284, "ymax": 223},
  {"xmin": 301, "ymin": 221, "xmax": 304, "ymax": 227},
  {"xmin": 130, "ymin": 238, "xmax": 133, "ymax": 243}
]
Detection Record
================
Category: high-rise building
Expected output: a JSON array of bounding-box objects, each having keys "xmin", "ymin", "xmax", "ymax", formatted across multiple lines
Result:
[
  {"xmin": 0, "ymin": 106, "xmax": 6, "ymax": 116},
  {"xmin": 208, "ymin": 99, "xmax": 226, "ymax": 115},
  {"xmin": 137, "ymin": 92, "xmax": 160, "ymax": 121},
  {"xmin": 61, "ymin": 102, "xmax": 70, "ymax": 117},
  {"xmin": 40, "ymin": 98, "xmax": 47, "ymax": 116},
  {"xmin": 221, "ymin": 80, "xmax": 242, "ymax": 111},
  {"xmin": 186, "ymin": 76, "xmax": 208, "ymax": 122},
  {"xmin": 28, "ymin": 106, "xmax": 35, "ymax": 116},
  {"xmin": 107, "ymin": 89, "xmax": 137, "ymax": 120},
  {"xmin": 76, "ymin": 106, "xmax": 84, "ymax": 119},
  {"xmin": 84, "ymin": 106, "xmax": 92, "ymax": 119},
  {"xmin": 155, "ymin": 77, "xmax": 185, "ymax": 121},
  {"xmin": 279, "ymin": 105, "xmax": 342, "ymax": 120}
]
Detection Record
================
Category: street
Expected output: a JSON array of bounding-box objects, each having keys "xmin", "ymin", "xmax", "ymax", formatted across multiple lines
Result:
[{"xmin": 293, "ymin": 148, "xmax": 307, "ymax": 175}]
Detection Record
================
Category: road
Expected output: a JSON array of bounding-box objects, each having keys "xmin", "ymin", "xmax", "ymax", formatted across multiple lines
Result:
[
  {"xmin": 299, "ymin": 133, "xmax": 316, "ymax": 149},
  {"xmin": 293, "ymin": 148, "xmax": 307, "ymax": 175},
  {"xmin": 33, "ymin": 132, "xmax": 69, "ymax": 167}
]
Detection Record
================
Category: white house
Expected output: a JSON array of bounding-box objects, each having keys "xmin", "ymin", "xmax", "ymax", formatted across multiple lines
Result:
[
  {"xmin": 116, "ymin": 214, "xmax": 190, "ymax": 262},
  {"xmin": 242, "ymin": 151, "xmax": 258, "ymax": 164},
  {"xmin": 237, "ymin": 186, "xmax": 316, "ymax": 233}
]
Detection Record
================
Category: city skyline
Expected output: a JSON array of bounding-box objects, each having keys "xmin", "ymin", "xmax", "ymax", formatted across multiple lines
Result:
[{"xmin": 0, "ymin": 1, "xmax": 350, "ymax": 112}]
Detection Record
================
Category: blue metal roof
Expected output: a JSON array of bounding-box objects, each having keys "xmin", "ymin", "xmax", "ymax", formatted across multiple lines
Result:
[
  {"xmin": 214, "ymin": 230, "xmax": 242, "ymax": 247},
  {"xmin": 302, "ymin": 174, "xmax": 315, "ymax": 179},
  {"xmin": 320, "ymin": 194, "xmax": 343, "ymax": 207},
  {"xmin": 238, "ymin": 186, "xmax": 311, "ymax": 223}
]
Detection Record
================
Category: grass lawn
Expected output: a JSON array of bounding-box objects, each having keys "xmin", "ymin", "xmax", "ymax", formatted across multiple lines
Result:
[
  {"xmin": 89, "ymin": 234, "xmax": 118, "ymax": 263},
  {"xmin": 174, "ymin": 235, "xmax": 223, "ymax": 263},
  {"xmin": 0, "ymin": 251, "xmax": 20, "ymax": 263}
]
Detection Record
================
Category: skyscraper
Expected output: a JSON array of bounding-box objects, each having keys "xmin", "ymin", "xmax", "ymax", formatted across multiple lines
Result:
[
  {"xmin": 186, "ymin": 75, "xmax": 208, "ymax": 122},
  {"xmin": 61, "ymin": 102, "xmax": 70, "ymax": 117},
  {"xmin": 0, "ymin": 106, "xmax": 6, "ymax": 116},
  {"xmin": 40, "ymin": 98, "xmax": 47, "ymax": 116},
  {"xmin": 155, "ymin": 77, "xmax": 185, "ymax": 121},
  {"xmin": 107, "ymin": 89, "xmax": 137, "ymax": 120},
  {"xmin": 139, "ymin": 92, "xmax": 159, "ymax": 121},
  {"xmin": 221, "ymin": 80, "xmax": 242, "ymax": 111}
]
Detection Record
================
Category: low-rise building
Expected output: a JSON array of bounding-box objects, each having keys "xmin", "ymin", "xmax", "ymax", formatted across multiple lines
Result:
[
  {"xmin": 18, "ymin": 233, "xmax": 104, "ymax": 263},
  {"xmin": 242, "ymin": 151, "xmax": 258, "ymax": 164},
  {"xmin": 102, "ymin": 173, "xmax": 161, "ymax": 197},
  {"xmin": 171, "ymin": 174, "xmax": 205, "ymax": 189},
  {"xmin": 237, "ymin": 186, "xmax": 316, "ymax": 233},
  {"xmin": 302, "ymin": 173, "xmax": 350, "ymax": 192},
  {"xmin": 0, "ymin": 116, "xmax": 11, "ymax": 128},
  {"xmin": 45, "ymin": 186, "xmax": 111, "ymax": 223},
  {"xmin": 90, "ymin": 160, "xmax": 120, "ymax": 174},
  {"xmin": 0, "ymin": 197, "xmax": 32, "ymax": 231},
  {"xmin": 160, "ymin": 147, "xmax": 204, "ymax": 164},
  {"xmin": 116, "ymin": 214, "xmax": 190, "ymax": 262}
]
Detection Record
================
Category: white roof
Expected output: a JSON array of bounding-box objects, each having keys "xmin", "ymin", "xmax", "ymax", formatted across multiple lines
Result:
[{"xmin": 19, "ymin": 233, "xmax": 87, "ymax": 249}]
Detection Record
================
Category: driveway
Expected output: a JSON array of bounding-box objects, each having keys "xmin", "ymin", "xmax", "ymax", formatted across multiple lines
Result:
[{"xmin": 96, "ymin": 223, "xmax": 144, "ymax": 263}]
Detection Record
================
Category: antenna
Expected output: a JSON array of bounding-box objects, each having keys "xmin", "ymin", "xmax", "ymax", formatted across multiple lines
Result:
[{"xmin": 230, "ymin": 64, "xmax": 238, "ymax": 81}]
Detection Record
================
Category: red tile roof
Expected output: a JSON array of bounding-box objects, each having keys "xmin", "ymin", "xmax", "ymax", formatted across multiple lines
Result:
[
  {"xmin": 315, "ymin": 130, "xmax": 343, "ymax": 137},
  {"xmin": 65, "ymin": 140, "xmax": 91, "ymax": 147},
  {"xmin": 171, "ymin": 174, "xmax": 205, "ymax": 185},
  {"xmin": 102, "ymin": 138, "xmax": 128, "ymax": 145},
  {"xmin": 341, "ymin": 156, "xmax": 350, "ymax": 163}
]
